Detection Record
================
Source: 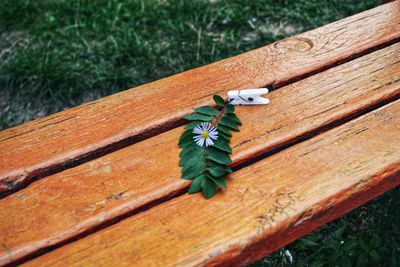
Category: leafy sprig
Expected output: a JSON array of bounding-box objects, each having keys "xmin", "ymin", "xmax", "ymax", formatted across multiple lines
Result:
[{"xmin": 178, "ymin": 95, "xmax": 241, "ymax": 199}]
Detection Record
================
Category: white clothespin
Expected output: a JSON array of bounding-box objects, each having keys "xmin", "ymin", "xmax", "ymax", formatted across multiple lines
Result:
[{"xmin": 228, "ymin": 88, "xmax": 269, "ymax": 105}]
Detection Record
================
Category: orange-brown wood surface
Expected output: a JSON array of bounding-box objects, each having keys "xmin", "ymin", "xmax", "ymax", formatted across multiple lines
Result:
[
  {"xmin": 0, "ymin": 43, "xmax": 399, "ymax": 266},
  {"xmin": 24, "ymin": 99, "xmax": 400, "ymax": 267},
  {"xmin": 0, "ymin": 1, "xmax": 399, "ymax": 196}
]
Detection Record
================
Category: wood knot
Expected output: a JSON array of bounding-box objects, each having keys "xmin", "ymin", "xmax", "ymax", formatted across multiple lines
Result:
[{"xmin": 273, "ymin": 37, "xmax": 313, "ymax": 53}]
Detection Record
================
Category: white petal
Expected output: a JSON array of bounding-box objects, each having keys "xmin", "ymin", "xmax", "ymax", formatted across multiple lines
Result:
[
  {"xmin": 209, "ymin": 133, "xmax": 218, "ymax": 140},
  {"xmin": 198, "ymin": 137, "xmax": 205, "ymax": 147},
  {"xmin": 196, "ymin": 138, "xmax": 203, "ymax": 146},
  {"xmin": 193, "ymin": 135, "xmax": 202, "ymax": 141},
  {"xmin": 206, "ymin": 137, "xmax": 214, "ymax": 146},
  {"xmin": 205, "ymin": 138, "xmax": 210, "ymax": 147},
  {"xmin": 193, "ymin": 126, "xmax": 203, "ymax": 134},
  {"xmin": 196, "ymin": 138, "xmax": 204, "ymax": 146},
  {"xmin": 204, "ymin": 138, "xmax": 209, "ymax": 147},
  {"xmin": 209, "ymin": 132, "xmax": 217, "ymax": 138},
  {"xmin": 209, "ymin": 128, "xmax": 217, "ymax": 135}
]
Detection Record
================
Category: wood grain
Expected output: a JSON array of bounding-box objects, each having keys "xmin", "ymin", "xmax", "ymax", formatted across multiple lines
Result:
[
  {"xmin": 23, "ymin": 99, "xmax": 400, "ymax": 267},
  {"xmin": 0, "ymin": 1, "xmax": 399, "ymax": 195},
  {"xmin": 0, "ymin": 43, "xmax": 399, "ymax": 266}
]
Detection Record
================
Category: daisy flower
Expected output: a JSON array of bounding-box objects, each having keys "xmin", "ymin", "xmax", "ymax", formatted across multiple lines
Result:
[{"xmin": 193, "ymin": 122, "xmax": 218, "ymax": 147}]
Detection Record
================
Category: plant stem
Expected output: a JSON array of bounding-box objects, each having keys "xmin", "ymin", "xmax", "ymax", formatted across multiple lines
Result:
[
  {"xmin": 212, "ymin": 101, "xmax": 230, "ymax": 126},
  {"xmin": 206, "ymin": 102, "xmax": 231, "ymax": 174}
]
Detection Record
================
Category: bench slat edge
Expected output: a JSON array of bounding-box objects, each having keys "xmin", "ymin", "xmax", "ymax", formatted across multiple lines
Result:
[
  {"xmin": 0, "ymin": 43, "xmax": 399, "ymax": 266},
  {"xmin": 23, "ymin": 99, "xmax": 400, "ymax": 267},
  {"xmin": 0, "ymin": 1, "xmax": 399, "ymax": 196}
]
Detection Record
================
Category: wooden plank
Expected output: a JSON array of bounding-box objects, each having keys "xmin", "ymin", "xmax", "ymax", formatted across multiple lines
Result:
[
  {"xmin": 0, "ymin": 2, "xmax": 399, "ymax": 196},
  {"xmin": 23, "ymin": 99, "xmax": 400, "ymax": 267},
  {"xmin": 1, "ymin": 43, "xmax": 399, "ymax": 266}
]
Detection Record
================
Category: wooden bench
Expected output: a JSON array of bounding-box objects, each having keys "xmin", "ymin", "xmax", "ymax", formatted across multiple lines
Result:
[{"xmin": 0, "ymin": 2, "xmax": 399, "ymax": 266}]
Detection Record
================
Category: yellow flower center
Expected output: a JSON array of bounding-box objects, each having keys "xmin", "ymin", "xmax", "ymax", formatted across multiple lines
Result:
[{"xmin": 201, "ymin": 131, "xmax": 209, "ymax": 138}]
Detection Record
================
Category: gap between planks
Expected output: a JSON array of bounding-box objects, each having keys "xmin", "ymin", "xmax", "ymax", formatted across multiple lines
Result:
[
  {"xmin": 0, "ymin": 1, "xmax": 399, "ymax": 197},
  {"xmin": 0, "ymin": 42, "xmax": 399, "ymax": 266},
  {"xmin": 23, "ymin": 97, "xmax": 400, "ymax": 267}
]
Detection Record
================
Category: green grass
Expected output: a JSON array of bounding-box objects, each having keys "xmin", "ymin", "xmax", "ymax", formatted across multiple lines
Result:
[{"xmin": 2, "ymin": 0, "xmax": 398, "ymax": 266}]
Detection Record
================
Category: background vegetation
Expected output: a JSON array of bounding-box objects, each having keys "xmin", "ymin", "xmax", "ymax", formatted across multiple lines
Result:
[{"xmin": 1, "ymin": 0, "xmax": 398, "ymax": 266}]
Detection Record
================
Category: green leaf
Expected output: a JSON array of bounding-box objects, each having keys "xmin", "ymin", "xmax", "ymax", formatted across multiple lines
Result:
[
  {"xmin": 369, "ymin": 233, "xmax": 381, "ymax": 248},
  {"xmin": 185, "ymin": 121, "xmax": 201, "ymax": 130},
  {"xmin": 300, "ymin": 237, "xmax": 319, "ymax": 247},
  {"xmin": 207, "ymin": 147, "xmax": 232, "ymax": 165},
  {"xmin": 209, "ymin": 175, "xmax": 227, "ymax": 188},
  {"xmin": 333, "ymin": 226, "xmax": 346, "ymax": 239},
  {"xmin": 223, "ymin": 113, "xmax": 241, "ymax": 125},
  {"xmin": 180, "ymin": 150, "xmax": 204, "ymax": 167},
  {"xmin": 194, "ymin": 106, "xmax": 218, "ymax": 116},
  {"xmin": 217, "ymin": 125, "xmax": 232, "ymax": 137},
  {"xmin": 179, "ymin": 156, "xmax": 191, "ymax": 167},
  {"xmin": 213, "ymin": 95, "xmax": 225, "ymax": 107},
  {"xmin": 342, "ymin": 258, "xmax": 352, "ymax": 267},
  {"xmin": 179, "ymin": 96, "xmax": 239, "ymax": 199},
  {"xmin": 310, "ymin": 262, "xmax": 324, "ymax": 267},
  {"xmin": 179, "ymin": 143, "xmax": 204, "ymax": 158},
  {"xmin": 179, "ymin": 144, "xmax": 198, "ymax": 158},
  {"xmin": 208, "ymin": 165, "xmax": 227, "ymax": 177},
  {"xmin": 208, "ymin": 161, "xmax": 233, "ymax": 173},
  {"xmin": 181, "ymin": 156, "xmax": 205, "ymax": 172},
  {"xmin": 224, "ymin": 165, "xmax": 233, "ymax": 174},
  {"xmin": 359, "ymin": 238, "xmax": 369, "ymax": 251},
  {"xmin": 331, "ymin": 249, "xmax": 342, "ymax": 261},
  {"xmin": 188, "ymin": 175, "xmax": 205, "ymax": 194},
  {"xmin": 226, "ymin": 104, "xmax": 235, "ymax": 113},
  {"xmin": 219, "ymin": 117, "xmax": 239, "ymax": 131},
  {"xmin": 202, "ymin": 177, "xmax": 217, "ymax": 199},
  {"xmin": 179, "ymin": 129, "xmax": 192, "ymax": 144},
  {"xmin": 183, "ymin": 113, "xmax": 213, "ymax": 121},
  {"xmin": 212, "ymin": 138, "xmax": 232, "ymax": 153},
  {"xmin": 343, "ymin": 237, "xmax": 358, "ymax": 252},
  {"xmin": 178, "ymin": 132, "xmax": 194, "ymax": 148},
  {"xmin": 369, "ymin": 249, "xmax": 380, "ymax": 263},
  {"xmin": 356, "ymin": 253, "xmax": 368, "ymax": 267},
  {"xmin": 218, "ymin": 130, "xmax": 231, "ymax": 142},
  {"xmin": 182, "ymin": 161, "xmax": 204, "ymax": 179}
]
